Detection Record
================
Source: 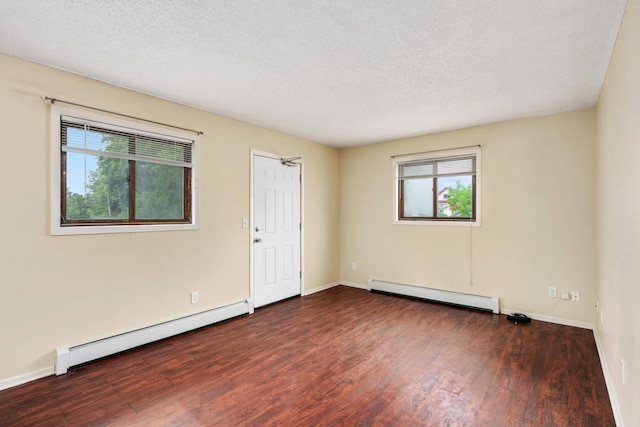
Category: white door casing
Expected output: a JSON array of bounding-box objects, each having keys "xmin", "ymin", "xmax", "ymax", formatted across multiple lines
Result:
[{"xmin": 252, "ymin": 154, "xmax": 301, "ymax": 308}]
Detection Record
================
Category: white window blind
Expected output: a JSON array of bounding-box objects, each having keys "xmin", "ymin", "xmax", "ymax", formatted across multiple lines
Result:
[
  {"xmin": 61, "ymin": 116, "xmax": 193, "ymax": 168},
  {"xmin": 399, "ymin": 155, "xmax": 476, "ymax": 180}
]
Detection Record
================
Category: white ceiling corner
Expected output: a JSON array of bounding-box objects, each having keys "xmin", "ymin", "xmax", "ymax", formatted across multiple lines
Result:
[{"xmin": 0, "ymin": 0, "xmax": 628, "ymax": 147}]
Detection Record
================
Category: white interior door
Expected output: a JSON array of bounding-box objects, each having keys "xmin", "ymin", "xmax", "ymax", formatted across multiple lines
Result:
[{"xmin": 253, "ymin": 154, "xmax": 301, "ymax": 308}]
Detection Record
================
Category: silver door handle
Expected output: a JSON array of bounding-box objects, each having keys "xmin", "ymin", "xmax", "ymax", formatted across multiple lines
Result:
[{"xmin": 254, "ymin": 238, "xmax": 262, "ymax": 243}]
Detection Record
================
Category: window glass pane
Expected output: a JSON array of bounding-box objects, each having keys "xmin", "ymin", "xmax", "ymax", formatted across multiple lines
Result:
[
  {"xmin": 403, "ymin": 178, "xmax": 433, "ymax": 217},
  {"xmin": 401, "ymin": 162, "xmax": 433, "ymax": 178},
  {"xmin": 437, "ymin": 176, "xmax": 473, "ymax": 218},
  {"xmin": 65, "ymin": 151, "xmax": 92, "ymax": 220},
  {"xmin": 65, "ymin": 151, "xmax": 129, "ymax": 220},
  {"xmin": 135, "ymin": 162, "xmax": 185, "ymax": 219}
]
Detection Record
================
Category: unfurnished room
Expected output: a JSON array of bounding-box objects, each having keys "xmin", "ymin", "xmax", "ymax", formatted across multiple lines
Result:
[{"xmin": 0, "ymin": 1, "xmax": 638, "ymax": 426}]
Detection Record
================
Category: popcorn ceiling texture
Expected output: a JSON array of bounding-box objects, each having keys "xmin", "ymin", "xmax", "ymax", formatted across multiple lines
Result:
[{"xmin": 0, "ymin": 0, "xmax": 628, "ymax": 146}]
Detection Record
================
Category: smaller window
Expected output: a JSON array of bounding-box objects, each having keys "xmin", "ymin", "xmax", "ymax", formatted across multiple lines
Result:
[{"xmin": 394, "ymin": 147, "xmax": 480, "ymax": 225}]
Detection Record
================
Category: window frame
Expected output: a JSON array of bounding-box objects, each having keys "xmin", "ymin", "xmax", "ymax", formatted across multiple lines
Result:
[
  {"xmin": 392, "ymin": 147, "xmax": 481, "ymax": 227},
  {"xmin": 50, "ymin": 105, "xmax": 200, "ymax": 235}
]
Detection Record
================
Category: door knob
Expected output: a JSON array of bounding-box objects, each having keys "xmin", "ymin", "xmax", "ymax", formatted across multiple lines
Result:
[{"xmin": 254, "ymin": 238, "xmax": 262, "ymax": 243}]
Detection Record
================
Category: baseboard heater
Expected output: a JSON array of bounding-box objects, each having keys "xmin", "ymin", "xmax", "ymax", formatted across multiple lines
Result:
[
  {"xmin": 368, "ymin": 279, "xmax": 500, "ymax": 314},
  {"xmin": 55, "ymin": 300, "xmax": 250, "ymax": 375}
]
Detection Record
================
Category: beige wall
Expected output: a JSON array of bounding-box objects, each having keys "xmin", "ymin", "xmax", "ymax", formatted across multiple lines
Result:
[
  {"xmin": 0, "ymin": 54, "xmax": 340, "ymax": 380},
  {"xmin": 597, "ymin": 0, "xmax": 640, "ymax": 424},
  {"xmin": 340, "ymin": 109, "xmax": 597, "ymax": 324}
]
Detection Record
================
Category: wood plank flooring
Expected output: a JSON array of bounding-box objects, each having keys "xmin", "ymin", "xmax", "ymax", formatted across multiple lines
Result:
[{"xmin": 0, "ymin": 286, "xmax": 614, "ymax": 426}]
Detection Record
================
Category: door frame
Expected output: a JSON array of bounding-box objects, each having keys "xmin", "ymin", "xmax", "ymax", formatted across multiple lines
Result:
[{"xmin": 249, "ymin": 149, "xmax": 304, "ymax": 313}]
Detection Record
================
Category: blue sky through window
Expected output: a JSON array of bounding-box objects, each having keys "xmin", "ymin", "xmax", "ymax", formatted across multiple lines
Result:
[
  {"xmin": 438, "ymin": 176, "xmax": 472, "ymax": 189},
  {"xmin": 66, "ymin": 152, "xmax": 98, "ymax": 195},
  {"xmin": 66, "ymin": 128, "xmax": 101, "ymax": 194}
]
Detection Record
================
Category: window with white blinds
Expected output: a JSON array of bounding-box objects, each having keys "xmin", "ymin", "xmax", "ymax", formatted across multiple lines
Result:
[
  {"xmin": 394, "ymin": 148, "xmax": 480, "ymax": 224},
  {"xmin": 51, "ymin": 105, "xmax": 199, "ymax": 235}
]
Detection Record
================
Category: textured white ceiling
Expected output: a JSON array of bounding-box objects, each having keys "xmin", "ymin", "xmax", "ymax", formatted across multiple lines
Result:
[{"xmin": 0, "ymin": 1, "xmax": 628, "ymax": 147}]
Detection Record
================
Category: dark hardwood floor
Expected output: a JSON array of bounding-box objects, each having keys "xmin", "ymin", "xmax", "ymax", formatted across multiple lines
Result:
[{"xmin": 0, "ymin": 286, "xmax": 614, "ymax": 426}]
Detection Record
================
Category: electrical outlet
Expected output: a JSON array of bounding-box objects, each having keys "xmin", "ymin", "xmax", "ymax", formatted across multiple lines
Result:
[
  {"xmin": 571, "ymin": 291, "xmax": 580, "ymax": 302},
  {"xmin": 190, "ymin": 291, "xmax": 199, "ymax": 304},
  {"xmin": 352, "ymin": 262, "xmax": 357, "ymax": 270},
  {"xmin": 548, "ymin": 287, "xmax": 557, "ymax": 298}
]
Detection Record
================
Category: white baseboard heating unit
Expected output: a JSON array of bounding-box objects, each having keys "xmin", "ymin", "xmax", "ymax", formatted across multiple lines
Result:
[
  {"xmin": 368, "ymin": 279, "xmax": 500, "ymax": 314},
  {"xmin": 56, "ymin": 300, "xmax": 250, "ymax": 375}
]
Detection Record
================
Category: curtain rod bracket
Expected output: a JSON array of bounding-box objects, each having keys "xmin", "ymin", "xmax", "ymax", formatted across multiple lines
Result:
[{"xmin": 41, "ymin": 96, "xmax": 204, "ymax": 136}]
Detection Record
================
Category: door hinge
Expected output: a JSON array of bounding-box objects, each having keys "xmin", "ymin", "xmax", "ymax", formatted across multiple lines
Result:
[{"xmin": 300, "ymin": 270, "xmax": 302, "ymax": 278}]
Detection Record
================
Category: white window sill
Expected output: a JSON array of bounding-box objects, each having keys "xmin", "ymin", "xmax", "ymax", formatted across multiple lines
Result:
[
  {"xmin": 51, "ymin": 223, "xmax": 199, "ymax": 236},
  {"xmin": 393, "ymin": 219, "xmax": 481, "ymax": 227}
]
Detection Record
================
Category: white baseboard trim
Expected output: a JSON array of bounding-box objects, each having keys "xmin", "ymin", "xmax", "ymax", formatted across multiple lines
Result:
[
  {"xmin": 501, "ymin": 308, "xmax": 594, "ymax": 330},
  {"xmin": 0, "ymin": 366, "xmax": 55, "ymax": 392},
  {"xmin": 303, "ymin": 282, "xmax": 340, "ymax": 296},
  {"xmin": 593, "ymin": 329, "xmax": 623, "ymax": 427},
  {"xmin": 339, "ymin": 281, "xmax": 368, "ymax": 290},
  {"xmin": 56, "ymin": 300, "xmax": 250, "ymax": 375},
  {"xmin": 369, "ymin": 279, "xmax": 500, "ymax": 314}
]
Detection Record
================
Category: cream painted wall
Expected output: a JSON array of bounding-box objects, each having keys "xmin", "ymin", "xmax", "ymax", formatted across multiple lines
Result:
[
  {"xmin": 596, "ymin": 0, "xmax": 640, "ymax": 424},
  {"xmin": 340, "ymin": 109, "xmax": 597, "ymax": 324},
  {"xmin": 0, "ymin": 54, "xmax": 340, "ymax": 381}
]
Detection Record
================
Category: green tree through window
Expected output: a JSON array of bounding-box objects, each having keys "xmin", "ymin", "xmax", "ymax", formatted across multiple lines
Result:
[{"xmin": 446, "ymin": 180, "xmax": 473, "ymax": 217}]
